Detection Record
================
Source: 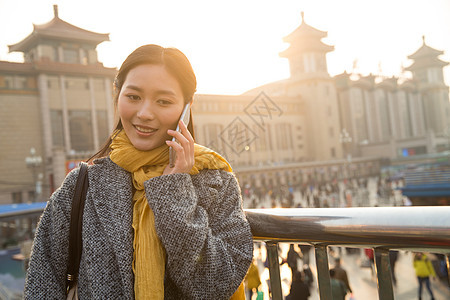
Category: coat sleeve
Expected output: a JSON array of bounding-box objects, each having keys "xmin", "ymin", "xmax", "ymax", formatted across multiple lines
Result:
[
  {"xmin": 145, "ymin": 170, "xmax": 253, "ymax": 299},
  {"xmin": 24, "ymin": 168, "xmax": 80, "ymax": 299}
]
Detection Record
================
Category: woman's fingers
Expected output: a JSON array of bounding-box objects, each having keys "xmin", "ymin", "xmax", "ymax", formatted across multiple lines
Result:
[
  {"xmin": 179, "ymin": 120, "xmax": 195, "ymax": 158},
  {"xmin": 164, "ymin": 120, "xmax": 195, "ymax": 174},
  {"xmin": 176, "ymin": 121, "xmax": 192, "ymax": 152}
]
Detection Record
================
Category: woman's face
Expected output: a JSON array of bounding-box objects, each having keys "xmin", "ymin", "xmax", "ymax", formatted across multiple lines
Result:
[{"xmin": 117, "ymin": 64, "xmax": 185, "ymax": 151}]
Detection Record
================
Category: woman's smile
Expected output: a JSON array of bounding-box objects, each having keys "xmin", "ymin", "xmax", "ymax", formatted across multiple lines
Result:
[{"xmin": 134, "ymin": 125, "xmax": 158, "ymax": 135}]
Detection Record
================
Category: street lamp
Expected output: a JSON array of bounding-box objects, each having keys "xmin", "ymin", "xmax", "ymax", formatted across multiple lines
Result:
[
  {"xmin": 25, "ymin": 147, "xmax": 42, "ymax": 202},
  {"xmin": 339, "ymin": 129, "xmax": 353, "ymax": 207},
  {"xmin": 339, "ymin": 128, "xmax": 352, "ymax": 162}
]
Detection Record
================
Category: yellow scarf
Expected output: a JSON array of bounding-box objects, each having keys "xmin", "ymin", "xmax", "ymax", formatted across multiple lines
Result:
[{"xmin": 109, "ymin": 130, "xmax": 244, "ymax": 299}]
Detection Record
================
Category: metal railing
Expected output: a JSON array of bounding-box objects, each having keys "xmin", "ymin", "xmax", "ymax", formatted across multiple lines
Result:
[
  {"xmin": 244, "ymin": 206, "xmax": 450, "ymax": 300},
  {"xmin": 2, "ymin": 204, "xmax": 450, "ymax": 299}
]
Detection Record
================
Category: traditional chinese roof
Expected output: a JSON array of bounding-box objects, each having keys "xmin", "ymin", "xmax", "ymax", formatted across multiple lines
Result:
[
  {"xmin": 405, "ymin": 36, "xmax": 448, "ymax": 71},
  {"xmin": 408, "ymin": 36, "xmax": 444, "ymax": 59},
  {"xmin": 0, "ymin": 59, "xmax": 116, "ymax": 77},
  {"xmin": 280, "ymin": 12, "xmax": 334, "ymax": 57},
  {"xmin": 398, "ymin": 79, "xmax": 418, "ymax": 92},
  {"xmin": 9, "ymin": 5, "xmax": 109, "ymax": 53}
]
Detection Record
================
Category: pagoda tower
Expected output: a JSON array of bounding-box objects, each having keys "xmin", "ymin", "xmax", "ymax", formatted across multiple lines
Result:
[
  {"xmin": 278, "ymin": 13, "xmax": 342, "ymax": 161},
  {"xmin": 280, "ymin": 12, "xmax": 334, "ymax": 80},
  {"xmin": 0, "ymin": 5, "xmax": 116, "ymax": 203},
  {"xmin": 9, "ymin": 5, "xmax": 110, "ymax": 66},
  {"xmin": 405, "ymin": 36, "xmax": 450, "ymax": 135}
]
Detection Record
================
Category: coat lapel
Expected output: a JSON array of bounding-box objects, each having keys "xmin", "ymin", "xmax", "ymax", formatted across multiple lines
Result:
[{"xmin": 89, "ymin": 158, "xmax": 134, "ymax": 292}]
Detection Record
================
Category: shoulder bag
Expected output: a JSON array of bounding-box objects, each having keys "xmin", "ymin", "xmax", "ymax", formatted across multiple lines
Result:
[{"xmin": 66, "ymin": 162, "xmax": 89, "ymax": 300}]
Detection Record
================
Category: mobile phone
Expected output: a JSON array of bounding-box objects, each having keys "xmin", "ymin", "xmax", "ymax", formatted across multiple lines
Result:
[{"xmin": 169, "ymin": 103, "xmax": 191, "ymax": 167}]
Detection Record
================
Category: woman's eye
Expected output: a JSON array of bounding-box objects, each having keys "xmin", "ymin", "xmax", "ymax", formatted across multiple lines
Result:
[
  {"xmin": 127, "ymin": 94, "xmax": 140, "ymax": 101},
  {"xmin": 157, "ymin": 99, "xmax": 171, "ymax": 105}
]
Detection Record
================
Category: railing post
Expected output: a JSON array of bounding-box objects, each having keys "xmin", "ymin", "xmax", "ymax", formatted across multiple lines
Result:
[
  {"xmin": 314, "ymin": 244, "xmax": 332, "ymax": 300},
  {"xmin": 374, "ymin": 248, "xmax": 394, "ymax": 300},
  {"xmin": 266, "ymin": 241, "xmax": 283, "ymax": 300}
]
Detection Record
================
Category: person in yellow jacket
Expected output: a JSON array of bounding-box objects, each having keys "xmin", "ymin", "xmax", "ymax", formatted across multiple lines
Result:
[
  {"xmin": 413, "ymin": 252, "xmax": 436, "ymax": 300},
  {"xmin": 245, "ymin": 258, "xmax": 262, "ymax": 300}
]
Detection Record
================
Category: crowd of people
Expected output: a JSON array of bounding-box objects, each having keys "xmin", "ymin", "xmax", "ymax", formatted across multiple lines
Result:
[
  {"xmin": 240, "ymin": 174, "xmax": 407, "ymax": 210},
  {"xmin": 243, "ymin": 244, "xmax": 448, "ymax": 300},
  {"xmin": 243, "ymin": 243, "xmax": 355, "ymax": 300},
  {"xmin": 242, "ymin": 243, "xmax": 314, "ymax": 300}
]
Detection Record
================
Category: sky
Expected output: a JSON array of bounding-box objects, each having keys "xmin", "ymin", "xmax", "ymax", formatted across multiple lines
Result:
[{"xmin": 0, "ymin": 0, "xmax": 449, "ymax": 95}]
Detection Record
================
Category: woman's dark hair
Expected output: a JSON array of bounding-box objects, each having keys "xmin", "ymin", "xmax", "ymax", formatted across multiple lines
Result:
[{"xmin": 89, "ymin": 44, "xmax": 197, "ymax": 161}]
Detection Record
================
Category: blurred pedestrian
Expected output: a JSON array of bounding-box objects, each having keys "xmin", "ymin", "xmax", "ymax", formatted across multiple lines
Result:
[
  {"xmin": 302, "ymin": 264, "xmax": 314, "ymax": 290},
  {"xmin": 286, "ymin": 244, "xmax": 302, "ymax": 272},
  {"xmin": 413, "ymin": 252, "xmax": 436, "ymax": 300},
  {"xmin": 313, "ymin": 194, "xmax": 320, "ymax": 208},
  {"xmin": 287, "ymin": 192, "xmax": 294, "ymax": 207},
  {"xmin": 299, "ymin": 244, "xmax": 312, "ymax": 265},
  {"xmin": 244, "ymin": 259, "xmax": 261, "ymax": 300},
  {"xmin": 364, "ymin": 248, "xmax": 375, "ymax": 276},
  {"xmin": 389, "ymin": 250, "xmax": 399, "ymax": 286},
  {"xmin": 330, "ymin": 258, "xmax": 352, "ymax": 294},
  {"xmin": 286, "ymin": 270, "xmax": 310, "ymax": 300},
  {"xmin": 330, "ymin": 269, "xmax": 349, "ymax": 300}
]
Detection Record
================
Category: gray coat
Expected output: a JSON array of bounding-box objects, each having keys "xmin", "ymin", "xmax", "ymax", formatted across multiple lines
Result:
[{"xmin": 24, "ymin": 157, "xmax": 253, "ymax": 299}]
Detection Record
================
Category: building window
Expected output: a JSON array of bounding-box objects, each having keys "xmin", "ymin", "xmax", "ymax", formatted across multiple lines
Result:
[
  {"xmin": 28, "ymin": 191, "xmax": 36, "ymax": 202},
  {"xmin": 26, "ymin": 77, "xmax": 37, "ymax": 89},
  {"xmin": 80, "ymin": 49, "xmax": 88, "ymax": 65},
  {"xmin": 63, "ymin": 48, "xmax": 79, "ymax": 64},
  {"xmin": 254, "ymin": 125, "xmax": 266, "ymax": 151},
  {"xmin": 15, "ymin": 76, "xmax": 26, "ymax": 89},
  {"xmin": 53, "ymin": 47, "xmax": 59, "ymax": 62},
  {"xmin": 51, "ymin": 110, "xmax": 64, "ymax": 147},
  {"xmin": 69, "ymin": 110, "xmax": 94, "ymax": 151},
  {"xmin": 65, "ymin": 77, "xmax": 89, "ymax": 90},
  {"xmin": 4, "ymin": 76, "xmax": 13, "ymax": 89},
  {"xmin": 12, "ymin": 192, "xmax": 23, "ymax": 204},
  {"xmin": 93, "ymin": 78, "xmax": 104, "ymax": 91},
  {"xmin": 416, "ymin": 70, "xmax": 427, "ymax": 83},
  {"xmin": 266, "ymin": 124, "xmax": 273, "ymax": 151},
  {"xmin": 96, "ymin": 110, "xmax": 109, "ymax": 146},
  {"xmin": 203, "ymin": 124, "xmax": 224, "ymax": 153},
  {"xmin": 275, "ymin": 123, "xmax": 293, "ymax": 150},
  {"xmin": 48, "ymin": 77, "xmax": 59, "ymax": 89},
  {"xmin": 330, "ymin": 147, "xmax": 336, "ymax": 158}
]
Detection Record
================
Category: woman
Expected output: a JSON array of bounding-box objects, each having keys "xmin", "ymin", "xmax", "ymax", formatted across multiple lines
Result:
[{"xmin": 24, "ymin": 44, "xmax": 253, "ymax": 299}]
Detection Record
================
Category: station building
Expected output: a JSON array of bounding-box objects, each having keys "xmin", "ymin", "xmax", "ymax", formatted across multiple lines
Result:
[{"xmin": 0, "ymin": 7, "xmax": 448, "ymax": 204}]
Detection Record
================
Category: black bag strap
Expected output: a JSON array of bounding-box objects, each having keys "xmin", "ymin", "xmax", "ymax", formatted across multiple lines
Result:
[{"xmin": 66, "ymin": 162, "xmax": 89, "ymax": 293}]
